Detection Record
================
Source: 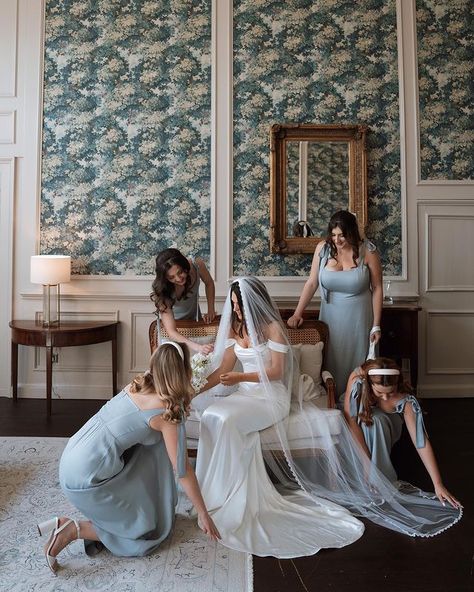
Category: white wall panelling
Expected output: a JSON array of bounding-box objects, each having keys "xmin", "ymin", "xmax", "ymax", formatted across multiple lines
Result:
[
  {"xmin": 0, "ymin": 111, "xmax": 15, "ymax": 143},
  {"xmin": 130, "ymin": 312, "xmax": 156, "ymax": 374},
  {"xmin": 425, "ymin": 310, "xmax": 474, "ymax": 375},
  {"xmin": 417, "ymin": 201, "xmax": 474, "ymax": 397},
  {"xmin": 0, "ymin": 0, "xmax": 18, "ymax": 97},
  {"xmin": 0, "ymin": 158, "xmax": 15, "ymax": 397}
]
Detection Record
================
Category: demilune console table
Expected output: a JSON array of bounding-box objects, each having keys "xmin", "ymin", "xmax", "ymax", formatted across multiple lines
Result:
[{"xmin": 9, "ymin": 320, "xmax": 119, "ymax": 415}]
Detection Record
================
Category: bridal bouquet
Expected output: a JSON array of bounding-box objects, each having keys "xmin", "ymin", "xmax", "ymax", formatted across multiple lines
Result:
[{"xmin": 190, "ymin": 352, "xmax": 212, "ymax": 393}]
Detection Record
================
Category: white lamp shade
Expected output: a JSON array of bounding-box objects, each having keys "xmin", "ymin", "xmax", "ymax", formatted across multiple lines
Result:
[{"xmin": 30, "ymin": 255, "xmax": 71, "ymax": 285}]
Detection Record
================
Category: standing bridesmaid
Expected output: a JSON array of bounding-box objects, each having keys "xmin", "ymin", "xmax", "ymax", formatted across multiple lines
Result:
[{"xmin": 287, "ymin": 210, "xmax": 383, "ymax": 403}]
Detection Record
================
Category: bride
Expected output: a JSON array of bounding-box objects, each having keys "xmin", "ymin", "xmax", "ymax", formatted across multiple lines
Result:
[
  {"xmin": 194, "ymin": 277, "xmax": 364, "ymax": 557},
  {"xmin": 194, "ymin": 277, "xmax": 462, "ymax": 558}
]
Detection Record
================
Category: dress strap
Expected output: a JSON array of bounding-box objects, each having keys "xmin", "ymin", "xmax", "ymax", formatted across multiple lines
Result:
[
  {"xmin": 268, "ymin": 339, "xmax": 290, "ymax": 353},
  {"xmin": 176, "ymin": 410, "xmax": 187, "ymax": 478},
  {"xmin": 395, "ymin": 395, "xmax": 427, "ymax": 448},
  {"xmin": 349, "ymin": 377, "xmax": 363, "ymax": 419},
  {"xmin": 359, "ymin": 239, "xmax": 377, "ymax": 266},
  {"xmin": 318, "ymin": 243, "xmax": 331, "ymax": 303}
]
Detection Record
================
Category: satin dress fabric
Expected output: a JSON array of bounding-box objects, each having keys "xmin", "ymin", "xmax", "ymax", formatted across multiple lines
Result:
[
  {"xmin": 59, "ymin": 391, "xmax": 187, "ymax": 556},
  {"xmin": 195, "ymin": 339, "xmax": 364, "ymax": 558}
]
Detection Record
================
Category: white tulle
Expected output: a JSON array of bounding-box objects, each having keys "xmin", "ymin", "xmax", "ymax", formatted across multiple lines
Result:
[{"xmin": 195, "ymin": 277, "xmax": 461, "ymax": 557}]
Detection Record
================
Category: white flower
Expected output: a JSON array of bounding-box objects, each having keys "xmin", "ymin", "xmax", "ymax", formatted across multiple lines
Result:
[{"xmin": 190, "ymin": 352, "xmax": 212, "ymax": 393}]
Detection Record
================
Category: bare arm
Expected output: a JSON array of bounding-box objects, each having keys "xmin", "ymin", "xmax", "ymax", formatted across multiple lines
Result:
[
  {"xmin": 160, "ymin": 308, "xmax": 213, "ymax": 355},
  {"xmin": 198, "ymin": 344, "xmax": 237, "ymax": 393},
  {"xmin": 287, "ymin": 241, "xmax": 324, "ymax": 329},
  {"xmin": 366, "ymin": 249, "xmax": 383, "ymax": 344},
  {"xmin": 151, "ymin": 416, "xmax": 221, "ymax": 539},
  {"xmin": 219, "ymin": 322, "xmax": 287, "ymax": 386},
  {"xmin": 343, "ymin": 372, "xmax": 372, "ymax": 458},
  {"xmin": 403, "ymin": 404, "xmax": 461, "ymax": 508},
  {"xmin": 195, "ymin": 257, "xmax": 216, "ymax": 323}
]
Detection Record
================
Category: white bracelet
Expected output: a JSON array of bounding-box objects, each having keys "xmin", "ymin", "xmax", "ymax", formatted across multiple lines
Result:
[{"xmin": 370, "ymin": 326, "xmax": 381, "ymax": 336}]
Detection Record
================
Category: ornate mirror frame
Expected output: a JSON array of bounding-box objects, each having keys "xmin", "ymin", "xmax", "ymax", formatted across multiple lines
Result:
[{"xmin": 270, "ymin": 123, "xmax": 368, "ymax": 254}]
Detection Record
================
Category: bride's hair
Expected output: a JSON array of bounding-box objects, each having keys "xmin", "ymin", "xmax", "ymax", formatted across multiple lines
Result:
[
  {"xmin": 150, "ymin": 248, "xmax": 192, "ymax": 313},
  {"xmin": 130, "ymin": 343, "xmax": 194, "ymax": 423},
  {"xmin": 358, "ymin": 357, "xmax": 413, "ymax": 426},
  {"xmin": 325, "ymin": 210, "xmax": 361, "ymax": 265},
  {"xmin": 230, "ymin": 277, "xmax": 278, "ymax": 341}
]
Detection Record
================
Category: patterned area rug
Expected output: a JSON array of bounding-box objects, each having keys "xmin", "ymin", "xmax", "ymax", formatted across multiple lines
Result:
[{"xmin": 0, "ymin": 437, "xmax": 252, "ymax": 592}]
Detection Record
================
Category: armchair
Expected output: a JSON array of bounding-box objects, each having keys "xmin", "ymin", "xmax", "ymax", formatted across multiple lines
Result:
[{"xmin": 149, "ymin": 313, "xmax": 341, "ymax": 456}]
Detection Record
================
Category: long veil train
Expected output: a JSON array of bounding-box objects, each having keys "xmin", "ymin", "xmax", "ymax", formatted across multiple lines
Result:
[{"xmin": 208, "ymin": 277, "xmax": 461, "ymax": 538}]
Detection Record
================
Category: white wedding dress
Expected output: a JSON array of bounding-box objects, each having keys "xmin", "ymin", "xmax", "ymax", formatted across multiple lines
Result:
[{"xmin": 194, "ymin": 339, "xmax": 364, "ymax": 558}]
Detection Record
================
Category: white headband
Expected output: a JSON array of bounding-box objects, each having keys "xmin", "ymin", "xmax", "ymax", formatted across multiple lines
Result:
[
  {"xmin": 160, "ymin": 341, "xmax": 184, "ymax": 360},
  {"xmin": 368, "ymin": 369, "xmax": 400, "ymax": 376}
]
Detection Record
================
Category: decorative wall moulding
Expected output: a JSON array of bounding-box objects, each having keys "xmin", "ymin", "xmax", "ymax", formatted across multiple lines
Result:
[
  {"xmin": 0, "ymin": 0, "xmax": 18, "ymax": 97},
  {"xmin": 0, "ymin": 111, "xmax": 15, "ymax": 144},
  {"xmin": 425, "ymin": 310, "xmax": 474, "ymax": 375}
]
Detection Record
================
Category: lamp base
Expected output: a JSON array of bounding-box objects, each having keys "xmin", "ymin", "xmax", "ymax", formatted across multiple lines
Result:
[{"xmin": 42, "ymin": 284, "xmax": 61, "ymax": 326}]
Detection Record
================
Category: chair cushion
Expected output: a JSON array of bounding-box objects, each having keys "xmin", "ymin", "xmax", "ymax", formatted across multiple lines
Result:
[
  {"xmin": 291, "ymin": 342, "xmax": 325, "ymax": 401},
  {"xmin": 186, "ymin": 402, "xmax": 342, "ymax": 451},
  {"xmin": 259, "ymin": 404, "xmax": 342, "ymax": 450}
]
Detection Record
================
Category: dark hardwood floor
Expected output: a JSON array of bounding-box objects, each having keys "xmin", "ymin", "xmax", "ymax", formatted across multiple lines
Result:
[{"xmin": 1, "ymin": 396, "xmax": 472, "ymax": 592}]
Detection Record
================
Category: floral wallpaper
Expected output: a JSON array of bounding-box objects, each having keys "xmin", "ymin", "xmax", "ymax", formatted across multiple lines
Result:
[
  {"xmin": 233, "ymin": 0, "xmax": 402, "ymax": 276},
  {"xmin": 41, "ymin": 0, "xmax": 212, "ymax": 275},
  {"xmin": 416, "ymin": 0, "xmax": 473, "ymax": 180}
]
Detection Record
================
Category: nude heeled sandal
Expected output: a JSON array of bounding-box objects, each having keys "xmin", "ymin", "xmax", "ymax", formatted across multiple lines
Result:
[{"xmin": 37, "ymin": 517, "xmax": 80, "ymax": 575}]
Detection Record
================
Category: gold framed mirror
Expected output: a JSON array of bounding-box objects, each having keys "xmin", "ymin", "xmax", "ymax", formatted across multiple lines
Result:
[{"xmin": 270, "ymin": 123, "xmax": 368, "ymax": 254}]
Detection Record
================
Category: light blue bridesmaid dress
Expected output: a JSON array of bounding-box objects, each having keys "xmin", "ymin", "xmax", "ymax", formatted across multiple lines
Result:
[
  {"xmin": 318, "ymin": 240, "xmax": 376, "ymax": 401},
  {"xmin": 348, "ymin": 376, "xmax": 427, "ymax": 482},
  {"xmin": 59, "ymin": 391, "xmax": 186, "ymax": 557}
]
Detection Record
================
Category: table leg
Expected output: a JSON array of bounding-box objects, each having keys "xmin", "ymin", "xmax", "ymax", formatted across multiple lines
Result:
[
  {"xmin": 11, "ymin": 341, "xmax": 18, "ymax": 401},
  {"xmin": 112, "ymin": 335, "xmax": 118, "ymax": 396},
  {"xmin": 46, "ymin": 346, "xmax": 53, "ymax": 416}
]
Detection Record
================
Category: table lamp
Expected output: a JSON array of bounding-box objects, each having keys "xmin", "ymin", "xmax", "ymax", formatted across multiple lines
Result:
[{"xmin": 30, "ymin": 255, "xmax": 71, "ymax": 326}]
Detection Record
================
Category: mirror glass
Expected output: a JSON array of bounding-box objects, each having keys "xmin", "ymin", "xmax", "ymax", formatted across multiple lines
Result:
[
  {"xmin": 270, "ymin": 124, "xmax": 368, "ymax": 254},
  {"xmin": 286, "ymin": 141, "xmax": 349, "ymax": 238}
]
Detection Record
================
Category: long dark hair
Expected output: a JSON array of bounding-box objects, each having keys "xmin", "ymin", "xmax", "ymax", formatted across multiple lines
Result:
[
  {"xmin": 325, "ymin": 210, "xmax": 362, "ymax": 266},
  {"xmin": 230, "ymin": 277, "xmax": 278, "ymax": 341},
  {"xmin": 358, "ymin": 357, "xmax": 414, "ymax": 426},
  {"xmin": 150, "ymin": 248, "xmax": 192, "ymax": 313}
]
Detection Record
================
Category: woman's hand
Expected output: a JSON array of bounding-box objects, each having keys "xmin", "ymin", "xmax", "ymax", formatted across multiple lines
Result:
[
  {"xmin": 198, "ymin": 343, "xmax": 214, "ymax": 355},
  {"xmin": 434, "ymin": 483, "xmax": 462, "ymax": 509},
  {"xmin": 198, "ymin": 511, "xmax": 221, "ymax": 541},
  {"xmin": 203, "ymin": 310, "xmax": 216, "ymax": 323},
  {"xmin": 369, "ymin": 325, "xmax": 381, "ymax": 344},
  {"xmin": 219, "ymin": 372, "xmax": 241, "ymax": 386},
  {"xmin": 287, "ymin": 315, "xmax": 303, "ymax": 329}
]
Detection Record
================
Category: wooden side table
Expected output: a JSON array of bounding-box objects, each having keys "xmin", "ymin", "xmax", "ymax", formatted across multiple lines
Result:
[
  {"xmin": 9, "ymin": 320, "xmax": 119, "ymax": 415},
  {"xmin": 379, "ymin": 303, "xmax": 421, "ymax": 389}
]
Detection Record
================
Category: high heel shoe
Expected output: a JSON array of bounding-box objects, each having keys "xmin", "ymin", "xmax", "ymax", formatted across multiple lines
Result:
[{"xmin": 37, "ymin": 517, "xmax": 80, "ymax": 575}]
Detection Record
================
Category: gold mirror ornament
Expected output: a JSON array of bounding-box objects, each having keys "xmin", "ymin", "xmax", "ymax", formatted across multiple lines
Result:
[{"xmin": 270, "ymin": 123, "xmax": 368, "ymax": 254}]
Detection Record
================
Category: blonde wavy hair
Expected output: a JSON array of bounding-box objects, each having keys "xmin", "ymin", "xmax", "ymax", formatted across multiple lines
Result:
[
  {"xmin": 357, "ymin": 357, "xmax": 414, "ymax": 426},
  {"xmin": 129, "ymin": 342, "xmax": 194, "ymax": 423}
]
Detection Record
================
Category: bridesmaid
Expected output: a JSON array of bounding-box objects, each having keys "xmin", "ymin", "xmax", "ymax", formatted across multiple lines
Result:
[
  {"xmin": 37, "ymin": 343, "xmax": 219, "ymax": 575},
  {"xmin": 150, "ymin": 248, "xmax": 216, "ymax": 354},
  {"xmin": 287, "ymin": 210, "xmax": 383, "ymax": 402},
  {"xmin": 343, "ymin": 357, "xmax": 461, "ymax": 508}
]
